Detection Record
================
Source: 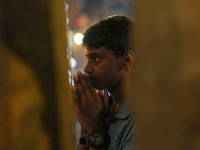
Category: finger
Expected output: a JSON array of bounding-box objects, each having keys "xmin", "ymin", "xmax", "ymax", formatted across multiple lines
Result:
[
  {"xmin": 71, "ymin": 85, "xmax": 82, "ymax": 113},
  {"xmin": 98, "ymin": 90, "xmax": 104, "ymax": 101},
  {"xmin": 73, "ymin": 75, "xmax": 86, "ymax": 104},
  {"xmin": 77, "ymin": 71, "xmax": 93, "ymax": 100},
  {"xmin": 83, "ymin": 72, "xmax": 98, "ymax": 97},
  {"xmin": 98, "ymin": 90, "xmax": 107, "ymax": 110},
  {"xmin": 103, "ymin": 90, "xmax": 110, "ymax": 114}
]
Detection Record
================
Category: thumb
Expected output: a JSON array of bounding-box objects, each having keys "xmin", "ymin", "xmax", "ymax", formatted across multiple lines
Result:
[
  {"xmin": 103, "ymin": 90, "xmax": 110, "ymax": 114},
  {"xmin": 98, "ymin": 90, "xmax": 104, "ymax": 100},
  {"xmin": 71, "ymin": 86, "xmax": 81, "ymax": 110}
]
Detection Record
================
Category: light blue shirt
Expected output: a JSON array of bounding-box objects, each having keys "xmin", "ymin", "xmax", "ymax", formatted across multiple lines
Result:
[
  {"xmin": 77, "ymin": 101, "xmax": 136, "ymax": 150},
  {"xmin": 106, "ymin": 101, "xmax": 136, "ymax": 150}
]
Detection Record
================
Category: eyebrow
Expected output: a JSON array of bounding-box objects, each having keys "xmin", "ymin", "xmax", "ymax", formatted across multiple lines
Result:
[{"xmin": 85, "ymin": 52, "xmax": 104, "ymax": 57}]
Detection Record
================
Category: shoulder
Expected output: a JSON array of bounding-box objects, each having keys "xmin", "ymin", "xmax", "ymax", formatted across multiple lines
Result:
[{"xmin": 108, "ymin": 101, "xmax": 136, "ymax": 150}]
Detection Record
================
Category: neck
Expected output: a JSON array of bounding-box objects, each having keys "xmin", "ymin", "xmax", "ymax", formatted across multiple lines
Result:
[{"xmin": 108, "ymin": 75, "xmax": 130, "ymax": 108}]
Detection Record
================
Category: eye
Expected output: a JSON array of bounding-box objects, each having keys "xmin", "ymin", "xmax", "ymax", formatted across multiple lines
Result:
[
  {"xmin": 92, "ymin": 56, "xmax": 103, "ymax": 63},
  {"xmin": 94, "ymin": 57, "xmax": 102, "ymax": 62}
]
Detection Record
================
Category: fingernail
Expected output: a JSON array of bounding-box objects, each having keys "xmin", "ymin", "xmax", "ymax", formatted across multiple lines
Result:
[
  {"xmin": 99, "ymin": 90, "xmax": 102, "ymax": 94},
  {"xmin": 102, "ymin": 90, "xmax": 104, "ymax": 96},
  {"xmin": 98, "ymin": 90, "xmax": 102, "ymax": 96},
  {"xmin": 75, "ymin": 76, "xmax": 79, "ymax": 81},
  {"xmin": 77, "ymin": 71, "xmax": 82, "ymax": 76},
  {"xmin": 84, "ymin": 73, "xmax": 88, "ymax": 77},
  {"xmin": 72, "ymin": 86, "xmax": 76, "ymax": 91}
]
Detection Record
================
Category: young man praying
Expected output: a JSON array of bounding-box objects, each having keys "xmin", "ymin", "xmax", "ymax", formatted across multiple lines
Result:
[{"xmin": 72, "ymin": 15, "xmax": 136, "ymax": 150}]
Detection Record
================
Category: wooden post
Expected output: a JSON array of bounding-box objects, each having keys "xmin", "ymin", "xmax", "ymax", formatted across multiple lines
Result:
[
  {"xmin": 0, "ymin": 0, "xmax": 74, "ymax": 149},
  {"xmin": 49, "ymin": 0, "xmax": 74, "ymax": 149},
  {"xmin": 131, "ymin": 0, "xmax": 200, "ymax": 149}
]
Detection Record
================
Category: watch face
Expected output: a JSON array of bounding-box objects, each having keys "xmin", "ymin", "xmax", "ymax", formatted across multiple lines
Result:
[
  {"xmin": 87, "ymin": 129, "xmax": 106, "ymax": 148},
  {"xmin": 89, "ymin": 132, "xmax": 104, "ymax": 145}
]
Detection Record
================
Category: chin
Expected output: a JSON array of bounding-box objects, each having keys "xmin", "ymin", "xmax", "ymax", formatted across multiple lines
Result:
[
  {"xmin": 93, "ymin": 85, "xmax": 103, "ymax": 90},
  {"xmin": 95, "ymin": 87, "xmax": 105, "ymax": 90},
  {"xmin": 92, "ymin": 83, "xmax": 105, "ymax": 90}
]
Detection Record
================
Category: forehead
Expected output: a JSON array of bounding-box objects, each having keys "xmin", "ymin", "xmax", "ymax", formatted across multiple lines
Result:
[{"xmin": 85, "ymin": 47, "xmax": 115, "ymax": 56}]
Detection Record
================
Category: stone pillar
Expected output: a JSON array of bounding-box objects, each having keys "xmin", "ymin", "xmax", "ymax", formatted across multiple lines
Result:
[
  {"xmin": 131, "ymin": 0, "xmax": 200, "ymax": 149},
  {"xmin": 0, "ymin": 0, "xmax": 74, "ymax": 149}
]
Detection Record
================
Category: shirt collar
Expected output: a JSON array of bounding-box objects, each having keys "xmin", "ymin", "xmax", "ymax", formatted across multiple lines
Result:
[{"xmin": 114, "ymin": 101, "xmax": 132, "ymax": 119}]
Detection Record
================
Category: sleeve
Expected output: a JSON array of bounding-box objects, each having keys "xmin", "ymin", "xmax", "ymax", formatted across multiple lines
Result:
[
  {"xmin": 121, "ymin": 131, "xmax": 136, "ymax": 150},
  {"xmin": 122, "ymin": 116, "xmax": 136, "ymax": 150}
]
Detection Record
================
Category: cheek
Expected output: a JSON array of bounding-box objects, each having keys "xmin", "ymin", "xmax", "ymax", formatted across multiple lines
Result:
[
  {"xmin": 93, "ymin": 59, "xmax": 122, "ymax": 88},
  {"xmin": 98, "ymin": 64, "xmax": 121, "ymax": 84}
]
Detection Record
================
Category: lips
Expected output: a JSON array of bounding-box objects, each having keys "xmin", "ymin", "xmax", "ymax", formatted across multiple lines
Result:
[
  {"xmin": 89, "ymin": 77, "xmax": 96, "ymax": 82},
  {"xmin": 88, "ymin": 76, "xmax": 96, "ymax": 82}
]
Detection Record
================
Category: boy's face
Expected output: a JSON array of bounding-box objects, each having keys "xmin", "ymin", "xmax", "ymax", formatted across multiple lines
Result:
[{"xmin": 84, "ymin": 47, "xmax": 123, "ymax": 90}]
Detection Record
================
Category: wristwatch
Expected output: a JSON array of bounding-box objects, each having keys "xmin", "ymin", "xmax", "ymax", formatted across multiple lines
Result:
[{"xmin": 79, "ymin": 129, "xmax": 108, "ymax": 149}]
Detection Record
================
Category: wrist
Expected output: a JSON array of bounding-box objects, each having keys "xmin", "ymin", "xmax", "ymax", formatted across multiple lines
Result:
[
  {"xmin": 87, "ymin": 122, "xmax": 108, "ymax": 133},
  {"xmin": 79, "ymin": 144, "xmax": 89, "ymax": 150},
  {"xmin": 79, "ymin": 128, "xmax": 110, "ymax": 149},
  {"xmin": 81, "ymin": 128, "xmax": 88, "ymax": 137}
]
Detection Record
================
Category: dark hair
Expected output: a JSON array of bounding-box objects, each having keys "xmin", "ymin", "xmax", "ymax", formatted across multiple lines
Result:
[{"xmin": 82, "ymin": 15, "xmax": 134, "ymax": 58}]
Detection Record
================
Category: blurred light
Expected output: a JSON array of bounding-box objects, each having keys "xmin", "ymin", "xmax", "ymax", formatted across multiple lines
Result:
[
  {"xmin": 68, "ymin": 31, "xmax": 74, "ymax": 49},
  {"xmin": 72, "ymin": 79, "xmax": 74, "ymax": 86},
  {"xmin": 65, "ymin": 3, "xmax": 69, "ymax": 11},
  {"xmin": 66, "ymin": 18, "xmax": 69, "ymax": 25},
  {"xmin": 68, "ymin": 70, "xmax": 72, "ymax": 84},
  {"xmin": 74, "ymin": 33, "xmax": 83, "ymax": 45},
  {"xmin": 74, "ymin": 17, "xmax": 83, "ymax": 27},
  {"xmin": 68, "ymin": 70, "xmax": 71, "ymax": 77},
  {"xmin": 71, "ymin": 57, "xmax": 77, "ymax": 68}
]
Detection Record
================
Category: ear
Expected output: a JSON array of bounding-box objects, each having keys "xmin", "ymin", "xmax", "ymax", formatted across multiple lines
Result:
[{"xmin": 121, "ymin": 51, "xmax": 135, "ymax": 71}]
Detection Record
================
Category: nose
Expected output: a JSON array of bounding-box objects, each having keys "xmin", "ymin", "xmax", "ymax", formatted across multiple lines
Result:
[{"xmin": 84, "ymin": 61, "xmax": 94, "ymax": 74}]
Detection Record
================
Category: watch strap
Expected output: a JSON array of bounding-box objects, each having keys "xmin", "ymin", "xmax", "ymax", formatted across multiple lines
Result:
[{"xmin": 79, "ymin": 137, "xmax": 86, "ymax": 144}]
